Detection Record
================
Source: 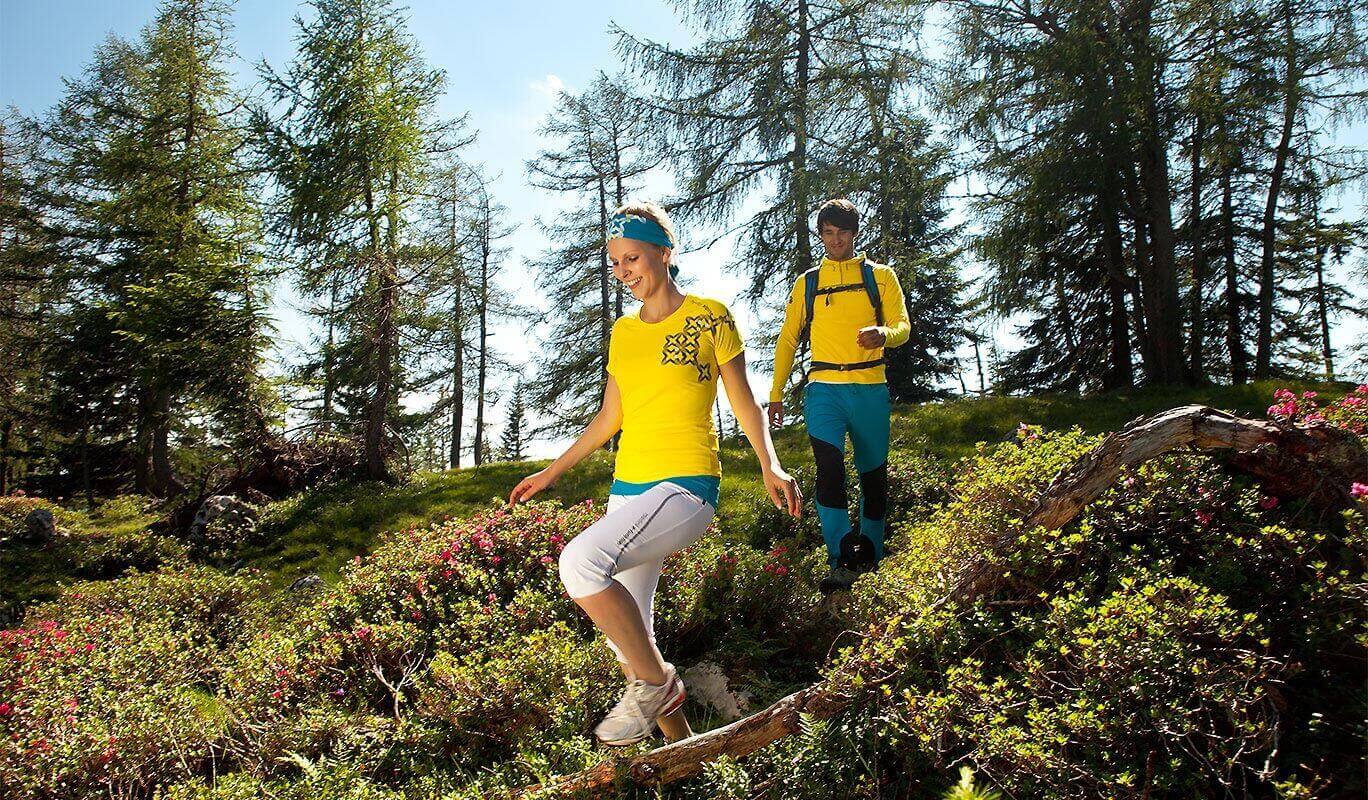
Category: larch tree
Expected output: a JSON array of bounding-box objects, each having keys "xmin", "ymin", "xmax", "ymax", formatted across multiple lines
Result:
[
  {"xmin": 30, "ymin": 0, "xmax": 269, "ymax": 496},
  {"xmin": 257, "ymin": 0, "xmax": 468, "ymax": 481},
  {"xmin": 525, "ymin": 74, "xmax": 659, "ymax": 439}
]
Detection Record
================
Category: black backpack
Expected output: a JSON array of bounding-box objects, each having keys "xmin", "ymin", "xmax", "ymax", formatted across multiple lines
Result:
[{"xmin": 799, "ymin": 258, "xmax": 885, "ymax": 374}]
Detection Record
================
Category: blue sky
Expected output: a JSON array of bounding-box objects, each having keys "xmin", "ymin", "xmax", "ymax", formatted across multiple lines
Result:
[
  {"xmin": 3, "ymin": 0, "xmax": 1365, "ymax": 461},
  {"xmin": 2, "ymin": 0, "xmax": 740, "ymax": 458}
]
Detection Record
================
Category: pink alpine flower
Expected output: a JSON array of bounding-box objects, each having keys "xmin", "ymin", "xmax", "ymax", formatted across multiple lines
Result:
[
  {"xmin": 1258, "ymin": 495, "xmax": 1279, "ymax": 510},
  {"xmin": 1351, "ymin": 482, "xmax": 1368, "ymax": 499},
  {"xmin": 1195, "ymin": 509, "xmax": 1214, "ymax": 525}
]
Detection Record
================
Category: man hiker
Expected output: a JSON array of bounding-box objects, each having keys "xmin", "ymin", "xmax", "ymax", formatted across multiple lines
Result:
[{"xmin": 767, "ymin": 199, "xmax": 911, "ymax": 594}]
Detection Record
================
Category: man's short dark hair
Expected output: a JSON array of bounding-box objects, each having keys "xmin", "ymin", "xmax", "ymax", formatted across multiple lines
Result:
[{"xmin": 816, "ymin": 198, "xmax": 859, "ymax": 234}]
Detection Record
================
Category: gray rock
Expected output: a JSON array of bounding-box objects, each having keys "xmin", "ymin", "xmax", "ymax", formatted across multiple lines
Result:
[
  {"xmin": 188, "ymin": 495, "xmax": 259, "ymax": 549},
  {"xmin": 23, "ymin": 508, "xmax": 55, "ymax": 544},
  {"xmin": 681, "ymin": 661, "xmax": 752, "ymax": 723},
  {"xmin": 289, "ymin": 574, "xmax": 325, "ymax": 593}
]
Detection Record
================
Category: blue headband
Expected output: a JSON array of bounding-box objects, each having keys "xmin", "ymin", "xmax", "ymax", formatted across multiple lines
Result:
[{"xmin": 607, "ymin": 213, "xmax": 673, "ymax": 250}]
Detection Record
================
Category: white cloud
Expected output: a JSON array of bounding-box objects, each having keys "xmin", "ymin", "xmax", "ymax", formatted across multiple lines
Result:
[{"xmin": 529, "ymin": 73, "xmax": 565, "ymax": 99}]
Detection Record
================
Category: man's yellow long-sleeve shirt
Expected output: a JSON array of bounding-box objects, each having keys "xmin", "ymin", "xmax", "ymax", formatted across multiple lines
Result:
[{"xmin": 768, "ymin": 253, "xmax": 911, "ymax": 404}]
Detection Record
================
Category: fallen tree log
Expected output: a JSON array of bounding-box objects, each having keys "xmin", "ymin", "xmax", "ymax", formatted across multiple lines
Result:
[{"xmin": 516, "ymin": 405, "xmax": 1367, "ymax": 798}]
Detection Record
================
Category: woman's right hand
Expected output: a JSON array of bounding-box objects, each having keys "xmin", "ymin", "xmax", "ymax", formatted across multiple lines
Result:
[{"xmin": 509, "ymin": 468, "xmax": 556, "ymax": 505}]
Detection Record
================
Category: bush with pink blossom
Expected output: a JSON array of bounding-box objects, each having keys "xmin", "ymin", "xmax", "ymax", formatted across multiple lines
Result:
[
  {"xmin": 1266, "ymin": 384, "xmax": 1367, "ymax": 434},
  {"xmin": 0, "ymin": 567, "xmax": 269, "ymax": 797}
]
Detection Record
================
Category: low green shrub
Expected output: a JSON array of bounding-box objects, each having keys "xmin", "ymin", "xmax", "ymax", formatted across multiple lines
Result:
[
  {"xmin": 813, "ymin": 395, "xmax": 1368, "ymax": 799},
  {"xmin": 0, "ymin": 566, "xmax": 268, "ymax": 798}
]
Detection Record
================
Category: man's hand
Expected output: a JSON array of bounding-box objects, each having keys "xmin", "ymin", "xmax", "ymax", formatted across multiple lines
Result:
[
  {"xmin": 767, "ymin": 401, "xmax": 784, "ymax": 429},
  {"xmin": 856, "ymin": 326, "xmax": 887, "ymax": 349}
]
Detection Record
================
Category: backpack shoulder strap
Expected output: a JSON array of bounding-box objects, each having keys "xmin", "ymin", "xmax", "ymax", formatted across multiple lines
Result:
[
  {"xmin": 861, "ymin": 259, "xmax": 884, "ymax": 327},
  {"xmin": 800, "ymin": 267, "xmax": 821, "ymax": 343}
]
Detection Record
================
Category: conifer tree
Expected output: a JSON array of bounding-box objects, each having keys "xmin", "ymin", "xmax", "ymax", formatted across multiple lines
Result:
[
  {"xmin": 616, "ymin": 1, "xmax": 921, "ymax": 302},
  {"xmin": 498, "ymin": 381, "xmax": 529, "ymax": 462},
  {"xmin": 525, "ymin": 74, "xmax": 658, "ymax": 439},
  {"xmin": 258, "ymin": 0, "xmax": 468, "ymax": 480},
  {"xmin": 30, "ymin": 0, "xmax": 269, "ymax": 496}
]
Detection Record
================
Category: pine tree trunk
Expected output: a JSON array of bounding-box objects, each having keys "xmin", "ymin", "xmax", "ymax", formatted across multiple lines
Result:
[
  {"xmin": 450, "ymin": 276, "xmax": 464, "ymax": 470},
  {"xmin": 1220, "ymin": 164, "xmax": 1249, "ymax": 383},
  {"xmin": 79, "ymin": 418, "xmax": 92, "ymax": 507},
  {"xmin": 1314, "ymin": 248, "xmax": 1334, "ymax": 381},
  {"xmin": 1053, "ymin": 267, "xmax": 1080, "ymax": 391},
  {"xmin": 1311, "ymin": 190, "xmax": 1334, "ymax": 381},
  {"xmin": 0, "ymin": 418, "xmax": 11, "ymax": 496},
  {"xmin": 1101, "ymin": 168, "xmax": 1134, "ymax": 390},
  {"xmin": 1256, "ymin": 0, "xmax": 1299, "ymax": 379},
  {"xmin": 322, "ymin": 273, "xmax": 338, "ymax": 429},
  {"xmin": 973, "ymin": 335, "xmax": 987, "ymax": 395},
  {"xmin": 1096, "ymin": 63, "xmax": 1134, "ymax": 391},
  {"xmin": 475, "ymin": 223, "xmax": 489, "ymax": 467},
  {"xmin": 145, "ymin": 9, "xmax": 202, "ymax": 500},
  {"xmin": 134, "ymin": 396, "xmax": 151, "ymax": 495},
  {"xmin": 793, "ymin": 0, "xmax": 812, "ymax": 277},
  {"xmin": 1132, "ymin": 219, "xmax": 1156, "ymax": 380},
  {"xmin": 1187, "ymin": 116, "xmax": 1207, "ymax": 382},
  {"xmin": 369, "ymin": 252, "xmax": 397, "ymax": 481},
  {"xmin": 597, "ymin": 166, "xmax": 612, "ymax": 379},
  {"xmin": 361, "ymin": 160, "xmax": 390, "ymax": 482},
  {"xmin": 149, "ymin": 383, "xmax": 181, "ymax": 496},
  {"xmin": 1130, "ymin": 8, "xmax": 1186, "ymax": 385},
  {"xmin": 613, "ymin": 154, "xmax": 625, "ymax": 318},
  {"xmin": 1137, "ymin": 108, "xmax": 1185, "ymax": 384},
  {"xmin": 851, "ymin": 35, "xmax": 894, "ymax": 259}
]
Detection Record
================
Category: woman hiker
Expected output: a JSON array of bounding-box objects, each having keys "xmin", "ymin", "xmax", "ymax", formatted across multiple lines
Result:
[{"xmin": 509, "ymin": 201, "xmax": 803, "ymax": 746}]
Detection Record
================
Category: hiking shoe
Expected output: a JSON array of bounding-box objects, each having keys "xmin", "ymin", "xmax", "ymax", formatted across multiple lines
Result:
[
  {"xmin": 819, "ymin": 566, "xmax": 860, "ymax": 595},
  {"xmin": 594, "ymin": 663, "xmax": 686, "ymax": 746},
  {"xmin": 838, "ymin": 531, "xmax": 878, "ymax": 573}
]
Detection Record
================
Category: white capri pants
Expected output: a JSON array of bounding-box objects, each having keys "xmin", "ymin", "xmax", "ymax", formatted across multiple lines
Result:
[{"xmin": 559, "ymin": 481, "xmax": 715, "ymax": 663}]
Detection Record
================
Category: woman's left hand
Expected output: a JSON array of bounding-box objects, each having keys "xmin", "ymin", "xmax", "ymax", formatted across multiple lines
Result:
[{"xmin": 764, "ymin": 465, "xmax": 803, "ymax": 518}]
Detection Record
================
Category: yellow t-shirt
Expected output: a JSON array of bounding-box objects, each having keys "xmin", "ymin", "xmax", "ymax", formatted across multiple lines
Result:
[
  {"xmin": 768, "ymin": 253, "xmax": 911, "ymax": 403},
  {"xmin": 607, "ymin": 294, "xmax": 745, "ymax": 483}
]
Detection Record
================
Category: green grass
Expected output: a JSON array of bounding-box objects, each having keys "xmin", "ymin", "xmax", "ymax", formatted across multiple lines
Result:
[
  {"xmin": 0, "ymin": 497, "xmax": 162, "ymax": 614},
  {"xmin": 249, "ymin": 379, "xmax": 1347, "ymax": 585},
  {"xmin": 5, "ymin": 380, "xmax": 1347, "ymax": 597},
  {"xmin": 238, "ymin": 454, "xmax": 622, "ymax": 586}
]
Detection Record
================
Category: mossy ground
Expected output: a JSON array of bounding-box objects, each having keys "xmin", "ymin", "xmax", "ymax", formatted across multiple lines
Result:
[
  {"xmin": 243, "ymin": 379, "xmax": 1348, "ymax": 585},
  {"xmin": 5, "ymin": 380, "xmax": 1348, "ymax": 596}
]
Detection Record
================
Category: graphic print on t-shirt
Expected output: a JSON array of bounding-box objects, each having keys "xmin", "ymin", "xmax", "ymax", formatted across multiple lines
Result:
[{"xmin": 661, "ymin": 310, "xmax": 740, "ymax": 382}]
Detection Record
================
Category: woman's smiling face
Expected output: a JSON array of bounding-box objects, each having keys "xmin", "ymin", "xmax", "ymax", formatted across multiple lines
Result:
[{"xmin": 608, "ymin": 238, "xmax": 670, "ymax": 300}]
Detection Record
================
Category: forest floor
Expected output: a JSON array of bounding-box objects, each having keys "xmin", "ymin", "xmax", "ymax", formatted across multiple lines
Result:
[{"xmin": 2, "ymin": 379, "xmax": 1344, "ymax": 606}]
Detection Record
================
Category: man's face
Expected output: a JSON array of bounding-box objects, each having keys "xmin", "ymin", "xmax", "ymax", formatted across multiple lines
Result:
[{"xmin": 818, "ymin": 223, "xmax": 856, "ymax": 261}]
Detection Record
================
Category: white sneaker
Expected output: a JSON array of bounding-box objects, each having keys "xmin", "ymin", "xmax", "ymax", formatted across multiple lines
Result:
[{"xmin": 594, "ymin": 662, "xmax": 686, "ymax": 746}]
